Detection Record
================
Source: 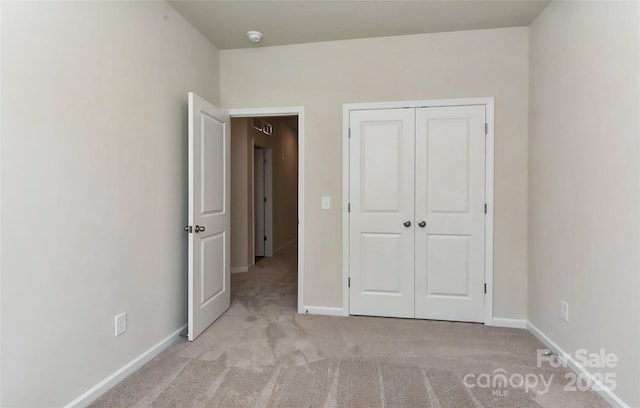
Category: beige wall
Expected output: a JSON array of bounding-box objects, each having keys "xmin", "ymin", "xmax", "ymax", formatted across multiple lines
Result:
[
  {"xmin": 0, "ymin": 1, "xmax": 220, "ymax": 406},
  {"xmin": 221, "ymin": 27, "xmax": 529, "ymax": 316},
  {"xmin": 273, "ymin": 116, "xmax": 299, "ymax": 251},
  {"xmin": 231, "ymin": 118, "xmax": 250, "ymax": 269},
  {"xmin": 528, "ymin": 2, "xmax": 640, "ymax": 406},
  {"xmin": 230, "ymin": 117, "xmax": 299, "ymax": 270}
]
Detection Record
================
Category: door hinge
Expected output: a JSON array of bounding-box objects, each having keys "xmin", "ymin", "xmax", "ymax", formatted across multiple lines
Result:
[
  {"xmin": 264, "ymin": 197, "xmax": 267, "ymax": 203},
  {"xmin": 264, "ymin": 236, "xmax": 267, "ymax": 241},
  {"xmin": 348, "ymin": 203, "xmax": 351, "ymax": 213},
  {"xmin": 348, "ymin": 277, "xmax": 351, "ymax": 287},
  {"xmin": 484, "ymin": 203, "xmax": 487, "ymax": 214},
  {"xmin": 348, "ymin": 128, "xmax": 351, "ymax": 139},
  {"xmin": 485, "ymin": 123, "xmax": 488, "ymax": 135},
  {"xmin": 484, "ymin": 283, "xmax": 487, "ymax": 294},
  {"xmin": 183, "ymin": 225, "xmax": 192, "ymax": 233}
]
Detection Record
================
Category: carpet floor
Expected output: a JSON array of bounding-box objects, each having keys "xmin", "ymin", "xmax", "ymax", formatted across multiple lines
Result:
[{"xmin": 92, "ymin": 242, "xmax": 609, "ymax": 408}]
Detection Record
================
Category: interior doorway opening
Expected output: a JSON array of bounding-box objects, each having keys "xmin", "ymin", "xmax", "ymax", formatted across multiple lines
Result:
[{"xmin": 230, "ymin": 114, "xmax": 300, "ymax": 275}]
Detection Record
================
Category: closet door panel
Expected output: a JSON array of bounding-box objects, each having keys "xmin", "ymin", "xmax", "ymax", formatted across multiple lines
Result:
[
  {"xmin": 349, "ymin": 109, "xmax": 415, "ymax": 318},
  {"xmin": 414, "ymin": 105, "xmax": 486, "ymax": 322}
]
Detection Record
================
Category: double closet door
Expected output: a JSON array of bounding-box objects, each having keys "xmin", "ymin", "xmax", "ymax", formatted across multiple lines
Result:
[{"xmin": 349, "ymin": 105, "xmax": 486, "ymax": 322}]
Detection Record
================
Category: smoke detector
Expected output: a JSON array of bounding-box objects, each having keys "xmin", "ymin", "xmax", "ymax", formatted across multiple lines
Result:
[{"xmin": 247, "ymin": 31, "xmax": 263, "ymax": 44}]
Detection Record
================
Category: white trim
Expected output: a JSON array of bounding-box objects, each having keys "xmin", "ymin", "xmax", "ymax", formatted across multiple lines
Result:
[
  {"xmin": 63, "ymin": 324, "xmax": 187, "ymax": 408},
  {"xmin": 297, "ymin": 112, "xmax": 305, "ymax": 315},
  {"xmin": 302, "ymin": 306, "xmax": 345, "ymax": 317},
  {"xmin": 231, "ymin": 266, "xmax": 249, "ymax": 274},
  {"xmin": 227, "ymin": 107, "xmax": 305, "ymax": 315},
  {"xmin": 527, "ymin": 322, "xmax": 630, "ymax": 408},
  {"xmin": 341, "ymin": 104, "xmax": 351, "ymax": 317},
  {"xmin": 345, "ymin": 97, "xmax": 496, "ymax": 111},
  {"xmin": 484, "ymin": 99, "xmax": 495, "ymax": 326},
  {"xmin": 491, "ymin": 318, "xmax": 527, "ymax": 329},
  {"xmin": 228, "ymin": 106, "xmax": 302, "ymax": 117},
  {"xmin": 342, "ymin": 97, "xmax": 495, "ymax": 324}
]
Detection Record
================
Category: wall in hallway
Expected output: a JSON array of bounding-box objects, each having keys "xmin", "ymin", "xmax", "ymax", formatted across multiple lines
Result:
[
  {"xmin": 231, "ymin": 118, "xmax": 250, "ymax": 271},
  {"xmin": 272, "ymin": 116, "xmax": 299, "ymax": 251}
]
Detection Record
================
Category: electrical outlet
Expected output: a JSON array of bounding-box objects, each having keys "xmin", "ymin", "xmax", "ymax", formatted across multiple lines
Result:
[
  {"xmin": 560, "ymin": 301, "xmax": 569, "ymax": 322},
  {"xmin": 321, "ymin": 196, "xmax": 331, "ymax": 210},
  {"xmin": 115, "ymin": 312, "xmax": 127, "ymax": 337}
]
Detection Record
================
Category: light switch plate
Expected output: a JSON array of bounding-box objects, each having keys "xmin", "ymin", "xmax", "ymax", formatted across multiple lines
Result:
[
  {"xmin": 321, "ymin": 196, "xmax": 331, "ymax": 210},
  {"xmin": 115, "ymin": 312, "xmax": 127, "ymax": 337},
  {"xmin": 561, "ymin": 301, "xmax": 569, "ymax": 322}
]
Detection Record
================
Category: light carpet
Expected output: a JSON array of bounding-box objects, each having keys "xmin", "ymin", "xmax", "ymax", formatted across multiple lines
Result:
[{"xmin": 92, "ymin": 243, "xmax": 609, "ymax": 408}]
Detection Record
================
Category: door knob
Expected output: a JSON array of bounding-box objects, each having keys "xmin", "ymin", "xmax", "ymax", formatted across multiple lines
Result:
[
  {"xmin": 194, "ymin": 225, "xmax": 205, "ymax": 233},
  {"xmin": 418, "ymin": 220, "xmax": 427, "ymax": 228},
  {"xmin": 403, "ymin": 221, "xmax": 411, "ymax": 228}
]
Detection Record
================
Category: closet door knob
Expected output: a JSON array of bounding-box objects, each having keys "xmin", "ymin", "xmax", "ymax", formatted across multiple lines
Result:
[
  {"xmin": 418, "ymin": 220, "xmax": 427, "ymax": 228},
  {"xmin": 403, "ymin": 221, "xmax": 411, "ymax": 228}
]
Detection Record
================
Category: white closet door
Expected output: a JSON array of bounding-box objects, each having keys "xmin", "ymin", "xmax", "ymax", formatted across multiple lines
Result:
[
  {"xmin": 349, "ymin": 109, "xmax": 416, "ymax": 318},
  {"xmin": 414, "ymin": 106, "xmax": 486, "ymax": 322}
]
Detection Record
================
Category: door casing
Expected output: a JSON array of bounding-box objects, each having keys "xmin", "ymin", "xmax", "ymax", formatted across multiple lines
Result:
[{"xmin": 342, "ymin": 97, "xmax": 495, "ymax": 324}]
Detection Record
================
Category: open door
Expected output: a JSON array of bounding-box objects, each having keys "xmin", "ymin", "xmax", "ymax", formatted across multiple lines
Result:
[{"xmin": 187, "ymin": 92, "xmax": 230, "ymax": 341}]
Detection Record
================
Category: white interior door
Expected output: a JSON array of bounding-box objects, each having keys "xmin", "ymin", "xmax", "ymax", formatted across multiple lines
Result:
[
  {"xmin": 349, "ymin": 109, "xmax": 416, "ymax": 318},
  {"xmin": 188, "ymin": 92, "xmax": 230, "ymax": 341},
  {"xmin": 414, "ymin": 105, "xmax": 486, "ymax": 322},
  {"xmin": 264, "ymin": 149, "xmax": 273, "ymax": 257},
  {"xmin": 254, "ymin": 147, "xmax": 265, "ymax": 257}
]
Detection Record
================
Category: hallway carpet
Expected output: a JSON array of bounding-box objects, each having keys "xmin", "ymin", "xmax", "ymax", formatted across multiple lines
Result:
[{"xmin": 92, "ymin": 243, "xmax": 609, "ymax": 408}]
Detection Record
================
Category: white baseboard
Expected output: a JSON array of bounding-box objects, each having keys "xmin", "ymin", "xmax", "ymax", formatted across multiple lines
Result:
[
  {"xmin": 301, "ymin": 306, "xmax": 347, "ymax": 317},
  {"xmin": 527, "ymin": 321, "xmax": 629, "ymax": 408},
  {"xmin": 231, "ymin": 266, "xmax": 249, "ymax": 274},
  {"xmin": 63, "ymin": 324, "xmax": 187, "ymax": 408},
  {"xmin": 491, "ymin": 317, "xmax": 528, "ymax": 329}
]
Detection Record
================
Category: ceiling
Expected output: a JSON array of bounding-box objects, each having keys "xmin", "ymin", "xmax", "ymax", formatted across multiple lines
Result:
[{"xmin": 168, "ymin": 0, "xmax": 550, "ymax": 50}]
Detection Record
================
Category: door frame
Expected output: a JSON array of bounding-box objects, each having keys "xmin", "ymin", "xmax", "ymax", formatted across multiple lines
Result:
[
  {"xmin": 342, "ymin": 97, "xmax": 495, "ymax": 325},
  {"xmin": 228, "ymin": 106, "xmax": 305, "ymax": 314}
]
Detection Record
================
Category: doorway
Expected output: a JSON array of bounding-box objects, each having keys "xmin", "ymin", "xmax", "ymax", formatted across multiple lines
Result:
[{"xmin": 229, "ymin": 108, "xmax": 304, "ymax": 312}]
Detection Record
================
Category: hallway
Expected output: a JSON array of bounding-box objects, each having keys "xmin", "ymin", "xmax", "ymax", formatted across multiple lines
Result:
[
  {"xmin": 92, "ymin": 242, "xmax": 607, "ymax": 408},
  {"xmin": 230, "ymin": 241, "xmax": 298, "ymax": 320}
]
